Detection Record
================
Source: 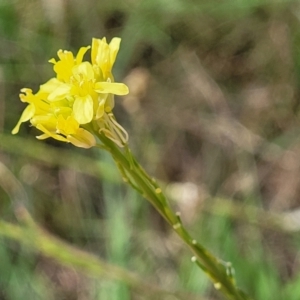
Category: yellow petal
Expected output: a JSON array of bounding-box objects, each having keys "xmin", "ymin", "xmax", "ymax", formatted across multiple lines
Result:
[
  {"xmin": 96, "ymin": 97, "xmax": 106, "ymax": 119},
  {"xmin": 109, "ymin": 38, "xmax": 121, "ymax": 66},
  {"xmin": 57, "ymin": 115, "xmax": 79, "ymax": 135},
  {"xmin": 67, "ymin": 128, "xmax": 96, "ymax": 148},
  {"xmin": 35, "ymin": 133, "xmax": 50, "ymax": 140},
  {"xmin": 94, "ymin": 82, "xmax": 129, "ymax": 95},
  {"xmin": 48, "ymin": 58, "xmax": 56, "ymax": 64},
  {"xmin": 48, "ymin": 83, "xmax": 71, "ymax": 101},
  {"xmin": 12, "ymin": 104, "xmax": 35, "ymax": 134},
  {"xmin": 76, "ymin": 46, "xmax": 91, "ymax": 64},
  {"xmin": 36, "ymin": 123, "xmax": 67, "ymax": 142},
  {"xmin": 104, "ymin": 94, "xmax": 115, "ymax": 112},
  {"xmin": 39, "ymin": 78, "xmax": 62, "ymax": 94},
  {"xmin": 72, "ymin": 62, "xmax": 94, "ymax": 81},
  {"xmin": 19, "ymin": 88, "xmax": 35, "ymax": 103},
  {"xmin": 31, "ymin": 115, "xmax": 57, "ymax": 130},
  {"xmin": 51, "ymin": 50, "xmax": 75, "ymax": 82},
  {"xmin": 91, "ymin": 38, "xmax": 107, "ymax": 66},
  {"xmin": 57, "ymin": 49, "xmax": 74, "ymax": 62},
  {"xmin": 73, "ymin": 95, "xmax": 94, "ymax": 124}
]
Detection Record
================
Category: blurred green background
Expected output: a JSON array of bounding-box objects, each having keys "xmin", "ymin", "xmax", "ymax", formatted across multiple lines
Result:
[{"xmin": 1, "ymin": 0, "xmax": 300, "ymax": 299}]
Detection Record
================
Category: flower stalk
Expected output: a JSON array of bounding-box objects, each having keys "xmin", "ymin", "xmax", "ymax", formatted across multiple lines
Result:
[{"xmin": 93, "ymin": 129, "xmax": 252, "ymax": 300}]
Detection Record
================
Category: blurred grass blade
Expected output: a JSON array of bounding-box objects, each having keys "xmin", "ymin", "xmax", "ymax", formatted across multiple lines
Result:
[
  {"xmin": 0, "ymin": 208, "xmax": 203, "ymax": 300},
  {"xmin": 0, "ymin": 133, "xmax": 119, "ymax": 182}
]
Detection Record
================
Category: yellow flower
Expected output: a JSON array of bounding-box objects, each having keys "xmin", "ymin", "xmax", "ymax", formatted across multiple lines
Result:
[
  {"xmin": 12, "ymin": 37, "xmax": 129, "ymax": 148},
  {"xmin": 91, "ymin": 37, "xmax": 120, "ymax": 82},
  {"xmin": 36, "ymin": 115, "xmax": 96, "ymax": 149},
  {"xmin": 49, "ymin": 46, "xmax": 91, "ymax": 82}
]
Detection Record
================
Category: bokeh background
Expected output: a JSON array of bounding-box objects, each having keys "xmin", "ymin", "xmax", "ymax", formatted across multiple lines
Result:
[{"xmin": 1, "ymin": 0, "xmax": 300, "ymax": 299}]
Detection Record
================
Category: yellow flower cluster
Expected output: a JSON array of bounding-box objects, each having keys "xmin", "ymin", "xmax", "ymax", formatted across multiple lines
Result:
[{"xmin": 12, "ymin": 38, "xmax": 129, "ymax": 148}]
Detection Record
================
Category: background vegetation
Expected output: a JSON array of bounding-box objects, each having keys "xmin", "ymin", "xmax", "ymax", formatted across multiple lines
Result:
[{"xmin": 1, "ymin": 0, "xmax": 300, "ymax": 299}]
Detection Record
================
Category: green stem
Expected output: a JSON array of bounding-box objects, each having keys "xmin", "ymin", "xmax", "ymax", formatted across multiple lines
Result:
[{"xmin": 95, "ymin": 132, "xmax": 252, "ymax": 300}]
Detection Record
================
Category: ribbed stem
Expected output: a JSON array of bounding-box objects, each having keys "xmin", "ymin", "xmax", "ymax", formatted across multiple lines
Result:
[{"xmin": 95, "ymin": 131, "xmax": 252, "ymax": 300}]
